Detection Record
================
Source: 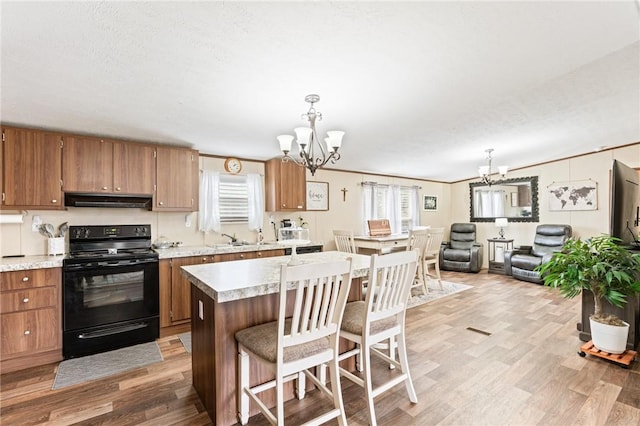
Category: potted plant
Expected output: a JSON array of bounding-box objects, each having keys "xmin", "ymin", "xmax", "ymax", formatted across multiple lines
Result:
[{"xmin": 536, "ymin": 234, "xmax": 640, "ymax": 354}]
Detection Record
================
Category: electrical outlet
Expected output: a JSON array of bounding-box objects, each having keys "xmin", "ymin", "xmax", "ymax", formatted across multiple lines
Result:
[
  {"xmin": 32, "ymin": 215, "xmax": 42, "ymax": 232},
  {"xmin": 185, "ymin": 214, "xmax": 192, "ymax": 227}
]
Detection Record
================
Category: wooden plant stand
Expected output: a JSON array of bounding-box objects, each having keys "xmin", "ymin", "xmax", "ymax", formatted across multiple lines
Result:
[{"xmin": 578, "ymin": 340, "xmax": 637, "ymax": 368}]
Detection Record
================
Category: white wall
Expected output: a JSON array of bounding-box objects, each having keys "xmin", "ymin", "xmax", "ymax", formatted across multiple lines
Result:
[{"xmin": 1, "ymin": 143, "xmax": 637, "ymax": 260}]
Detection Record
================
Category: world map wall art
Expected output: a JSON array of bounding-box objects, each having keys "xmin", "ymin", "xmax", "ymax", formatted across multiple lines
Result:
[{"xmin": 547, "ymin": 179, "xmax": 598, "ymax": 211}]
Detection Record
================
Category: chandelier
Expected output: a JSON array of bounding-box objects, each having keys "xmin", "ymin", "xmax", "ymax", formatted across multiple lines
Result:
[
  {"xmin": 478, "ymin": 148, "xmax": 508, "ymax": 185},
  {"xmin": 277, "ymin": 94, "xmax": 344, "ymax": 176}
]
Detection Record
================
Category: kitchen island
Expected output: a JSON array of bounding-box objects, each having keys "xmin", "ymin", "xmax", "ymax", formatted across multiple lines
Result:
[{"xmin": 181, "ymin": 251, "xmax": 370, "ymax": 426}]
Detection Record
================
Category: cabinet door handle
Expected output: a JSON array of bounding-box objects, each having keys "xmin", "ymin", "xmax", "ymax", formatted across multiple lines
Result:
[
  {"xmin": 115, "ymin": 187, "xmax": 121, "ymax": 191},
  {"xmin": 23, "ymin": 298, "xmax": 29, "ymax": 303},
  {"xmin": 257, "ymin": 252, "xmax": 262, "ymax": 257},
  {"xmin": 159, "ymin": 201, "xmax": 164, "ymax": 206},
  {"xmin": 239, "ymin": 254, "xmax": 244, "ymax": 259},
  {"xmin": 24, "ymin": 330, "xmax": 30, "ymax": 335},
  {"xmin": 51, "ymin": 199, "xmax": 58, "ymax": 203},
  {"xmin": 102, "ymin": 186, "xmax": 108, "ymax": 190},
  {"xmin": 22, "ymin": 276, "xmax": 29, "ymax": 282},
  {"xmin": 202, "ymin": 257, "xmax": 207, "ymax": 262}
]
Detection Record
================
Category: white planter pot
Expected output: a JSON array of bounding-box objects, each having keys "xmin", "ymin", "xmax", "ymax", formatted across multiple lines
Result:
[{"xmin": 589, "ymin": 318, "xmax": 629, "ymax": 354}]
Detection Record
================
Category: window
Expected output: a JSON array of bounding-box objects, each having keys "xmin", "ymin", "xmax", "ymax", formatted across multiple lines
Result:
[
  {"xmin": 219, "ymin": 174, "xmax": 249, "ymax": 223},
  {"xmin": 199, "ymin": 171, "xmax": 264, "ymax": 233},
  {"xmin": 363, "ymin": 183, "xmax": 420, "ymax": 234}
]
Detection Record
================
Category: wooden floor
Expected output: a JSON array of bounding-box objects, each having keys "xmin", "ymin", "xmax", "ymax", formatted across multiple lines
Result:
[{"xmin": 2, "ymin": 271, "xmax": 639, "ymax": 425}]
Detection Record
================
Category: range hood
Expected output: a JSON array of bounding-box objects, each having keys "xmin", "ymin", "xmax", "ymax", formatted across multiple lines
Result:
[{"xmin": 64, "ymin": 193, "xmax": 152, "ymax": 209}]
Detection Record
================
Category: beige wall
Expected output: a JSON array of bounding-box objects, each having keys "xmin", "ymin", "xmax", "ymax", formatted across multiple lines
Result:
[
  {"xmin": 449, "ymin": 143, "xmax": 640, "ymax": 268},
  {"xmin": 0, "ymin": 156, "xmax": 449, "ymax": 257},
  {"xmin": 1, "ymin": 143, "xmax": 637, "ymax": 261}
]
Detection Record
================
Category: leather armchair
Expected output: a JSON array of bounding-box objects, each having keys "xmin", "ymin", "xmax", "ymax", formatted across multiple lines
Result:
[
  {"xmin": 439, "ymin": 223, "xmax": 483, "ymax": 273},
  {"xmin": 504, "ymin": 224, "xmax": 572, "ymax": 284}
]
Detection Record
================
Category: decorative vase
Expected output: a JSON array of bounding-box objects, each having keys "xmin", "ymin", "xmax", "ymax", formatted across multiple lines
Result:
[{"xmin": 589, "ymin": 318, "xmax": 629, "ymax": 354}]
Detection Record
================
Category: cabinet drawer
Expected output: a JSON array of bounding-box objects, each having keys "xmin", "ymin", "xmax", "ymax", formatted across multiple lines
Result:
[
  {"xmin": 1, "ymin": 268, "xmax": 61, "ymax": 291},
  {"xmin": 1, "ymin": 287, "xmax": 57, "ymax": 313},
  {"xmin": 1, "ymin": 308, "xmax": 59, "ymax": 356}
]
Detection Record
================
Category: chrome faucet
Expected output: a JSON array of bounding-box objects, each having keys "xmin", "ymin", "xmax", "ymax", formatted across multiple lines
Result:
[{"xmin": 221, "ymin": 233, "xmax": 238, "ymax": 243}]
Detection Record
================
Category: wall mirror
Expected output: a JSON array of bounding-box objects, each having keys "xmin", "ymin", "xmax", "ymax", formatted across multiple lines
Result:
[{"xmin": 469, "ymin": 176, "xmax": 539, "ymax": 222}]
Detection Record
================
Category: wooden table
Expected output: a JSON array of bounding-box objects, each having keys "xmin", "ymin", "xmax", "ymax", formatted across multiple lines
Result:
[
  {"xmin": 181, "ymin": 251, "xmax": 371, "ymax": 426},
  {"xmin": 353, "ymin": 234, "xmax": 409, "ymax": 254}
]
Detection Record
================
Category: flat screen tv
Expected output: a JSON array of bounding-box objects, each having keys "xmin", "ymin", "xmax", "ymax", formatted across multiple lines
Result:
[{"xmin": 610, "ymin": 159, "xmax": 640, "ymax": 249}]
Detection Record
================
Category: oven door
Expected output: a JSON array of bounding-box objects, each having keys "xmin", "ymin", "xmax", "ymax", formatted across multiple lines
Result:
[{"xmin": 64, "ymin": 257, "xmax": 159, "ymax": 331}]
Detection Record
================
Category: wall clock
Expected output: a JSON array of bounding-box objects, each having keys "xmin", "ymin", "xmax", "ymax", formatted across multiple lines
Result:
[{"xmin": 224, "ymin": 157, "xmax": 242, "ymax": 174}]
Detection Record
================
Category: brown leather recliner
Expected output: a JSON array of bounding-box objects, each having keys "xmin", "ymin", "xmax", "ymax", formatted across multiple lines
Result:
[
  {"xmin": 504, "ymin": 224, "xmax": 572, "ymax": 284},
  {"xmin": 439, "ymin": 223, "xmax": 483, "ymax": 273}
]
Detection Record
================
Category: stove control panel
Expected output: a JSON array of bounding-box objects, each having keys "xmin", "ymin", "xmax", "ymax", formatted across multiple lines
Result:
[{"xmin": 70, "ymin": 225, "xmax": 151, "ymax": 240}]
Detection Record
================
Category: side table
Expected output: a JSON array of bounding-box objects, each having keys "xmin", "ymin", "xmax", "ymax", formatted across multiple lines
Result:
[{"xmin": 487, "ymin": 238, "xmax": 514, "ymax": 274}]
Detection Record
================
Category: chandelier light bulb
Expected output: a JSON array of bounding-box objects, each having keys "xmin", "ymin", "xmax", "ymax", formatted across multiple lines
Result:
[
  {"xmin": 278, "ymin": 94, "xmax": 344, "ymax": 176},
  {"xmin": 277, "ymin": 135, "xmax": 294, "ymax": 153},
  {"xmin": 478, "ymin": 148, "xmax": 508, "ymax": 185}
]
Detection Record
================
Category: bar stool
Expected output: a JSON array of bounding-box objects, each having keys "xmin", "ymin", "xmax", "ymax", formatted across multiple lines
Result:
[
  {"xmin": 338, "ymin": 250, "xmax": 419, "ymax": 426},
  {"xmin": 235, "ymin": 259, "xmax": 354, "ymax": 426}
]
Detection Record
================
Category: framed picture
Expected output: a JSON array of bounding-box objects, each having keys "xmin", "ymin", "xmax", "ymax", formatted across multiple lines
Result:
[
  {"xmin": 548, "ymin": 179, "xmax": 597, "ymax": 211},
  {"xmin": 423, "ymin": 195, "xmax": 438, "ymax": 211},
  {"xmin": 306, "ymin": 181, "xmax": 329, "ymax": 211}
]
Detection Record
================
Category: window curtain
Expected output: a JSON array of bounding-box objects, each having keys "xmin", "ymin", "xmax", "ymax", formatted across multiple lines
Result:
[
  {"xmin": 246, "ymin": 173, "xmax": 264, "ymax": 231},
  {"xmin": 387, "ymin": 185, "xmax": 402, "ymax": 234},
  {"xmin": 199, "ymin": 170, "xmax": 221, "ymax": 233},
  {"xmin": 362, "ymin": 182, "xmax": 419, "ymax": 234},
  {"xmin": 362, "ymin": 183, "xmax": 375, "ymax": 235},
  {"xmin": 474, "ymin": 189, "xmax": 505, "ymax": 217},
  {"xmin": 409, "ymin": 186, "xmax": 420, "ymax": 229}
]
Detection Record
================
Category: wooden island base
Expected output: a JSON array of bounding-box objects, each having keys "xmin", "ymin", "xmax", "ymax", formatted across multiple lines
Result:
[{"xmin": 190, "ymin": 277, "xmax": 362, "ymax": 426}]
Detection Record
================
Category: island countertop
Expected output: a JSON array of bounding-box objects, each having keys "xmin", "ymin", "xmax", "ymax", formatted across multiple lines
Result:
[{"xmin": 181, "ymin": 250, "xmax": 371, "ymax": 303}]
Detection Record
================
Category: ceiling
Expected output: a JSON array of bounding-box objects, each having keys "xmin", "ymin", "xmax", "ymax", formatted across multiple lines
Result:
[{"xmin": 2, "ymin": 1, "xmax": 639, "ymax": 182}]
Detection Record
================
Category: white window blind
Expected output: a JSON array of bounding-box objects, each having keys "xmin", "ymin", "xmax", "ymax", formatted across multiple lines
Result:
[{"xmin": 219, "ymin": 175, "xmax": 249, "ymax": 223}]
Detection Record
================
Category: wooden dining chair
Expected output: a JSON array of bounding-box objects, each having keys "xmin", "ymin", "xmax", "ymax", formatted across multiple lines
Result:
[
  {"xmin": 235, "ymin": 259, "xmax": 353, "ymax": 426},
  {"xmin": 406, "ymin": 227, "xmax": 430, "ymax": 295},
  {"xmin": 424, "ymin": 227, "xmax": 445, "ymax": 290},
  {"xmin": 338, "ymin": 250, "xmax": 419, "ymax": 426},
  {"xmin": 333, "ymin": 230, "xmax": 357, "ymax": 253}
]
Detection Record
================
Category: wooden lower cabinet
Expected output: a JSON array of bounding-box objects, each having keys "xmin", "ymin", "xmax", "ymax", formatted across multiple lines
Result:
[
  {"xmin": 160, "ymin": 256, "xmax": 214, "ymax": 337},
  {"xmin": 0, "ymin": 268, "xmax": 62, "ymax": 374},
  {"xmin": 159, "ymin": 249, "xmax": 285, "ymax": 337}
]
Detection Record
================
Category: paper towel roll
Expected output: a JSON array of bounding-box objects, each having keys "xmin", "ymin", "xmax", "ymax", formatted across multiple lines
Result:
[{"xmin": 0, "ymin": 214, "xmax": 24, "ymax": 224}]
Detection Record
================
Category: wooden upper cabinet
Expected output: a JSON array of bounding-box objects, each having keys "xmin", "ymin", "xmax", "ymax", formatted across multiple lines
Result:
[
  {"xmin": 265, "ymin": 158, "xmax": 306, "ymax": 211},
  {"xmin": 63, "ymin": 137, "xmax": 155, "ymax": 195},
  {"xmin": 62, "ymin": 136, "xmax": 113, "ymax": 193},
  {"xmin": 2, "ymin": 127, "xmax": 63, "ymax": 209},
  {"xmin": 112, "ymin": 141, "xmax": 155, "ymax": 194},
  {"xmin": 154, "ymin": 146, "xmax": 199, "ymax": 211}
]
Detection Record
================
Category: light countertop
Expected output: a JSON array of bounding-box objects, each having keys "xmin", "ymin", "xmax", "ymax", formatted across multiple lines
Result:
[
  {"xmin": 0, "ymin": 255, "xmax": 65, "ymax": 272},
  {"xmin": 181, "ymin": 251, "xmax": 370, "ymax": 303},
  {"xmin": 0, "ymin": 241, "xmax": 324, "ymax": 272}
]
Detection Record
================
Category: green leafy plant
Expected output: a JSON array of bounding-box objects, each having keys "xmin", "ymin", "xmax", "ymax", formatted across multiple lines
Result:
[{"xmin": 536, "ymin": 235, "xmax": 640, "ymax": 325}]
